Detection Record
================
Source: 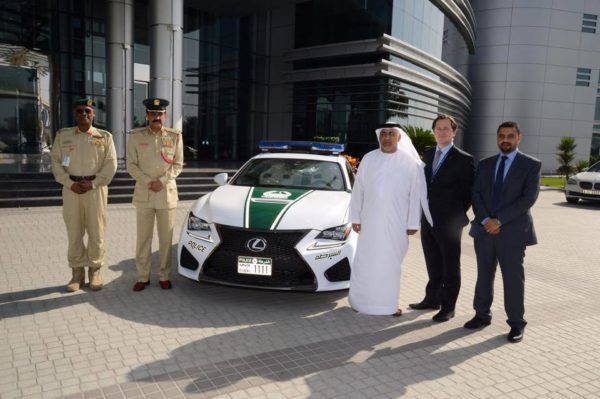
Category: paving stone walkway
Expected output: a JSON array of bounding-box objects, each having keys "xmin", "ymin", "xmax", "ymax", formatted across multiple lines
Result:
[{"xmin": 1, "ymin": 189, "xmax": 599, "ymax": 398}]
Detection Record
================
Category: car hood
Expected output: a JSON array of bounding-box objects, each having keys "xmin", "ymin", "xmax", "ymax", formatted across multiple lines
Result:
[
  {"xmin": 191, "ymin": 185, "xmax": 350, "ymax": 231},
  {"xmin": 575, "ymin": 171, "xmax": 600, "ymax": 181}
]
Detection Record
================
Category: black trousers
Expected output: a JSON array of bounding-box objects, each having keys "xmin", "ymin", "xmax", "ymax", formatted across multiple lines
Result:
[
  {"xmin": 473, "ymin": 234, "xmax": 527, "ymax": 329},
  {"xmin": 420, "ymin": 221, "xmax": 464, "ymax": 311}
]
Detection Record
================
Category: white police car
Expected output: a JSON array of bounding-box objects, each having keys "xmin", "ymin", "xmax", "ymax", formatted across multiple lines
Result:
[
  {"xmin": 565, "ymin": 161, "xmax": 600, "ymax": 204},
  {"xmin": 177, "ymin": 141, "xmax": 357, "ymax": 291}
]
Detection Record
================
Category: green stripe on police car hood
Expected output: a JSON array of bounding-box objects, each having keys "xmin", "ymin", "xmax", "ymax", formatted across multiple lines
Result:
[{"xmin": 244, "ymin": 187, "xmax": 313, "ymax": 230}]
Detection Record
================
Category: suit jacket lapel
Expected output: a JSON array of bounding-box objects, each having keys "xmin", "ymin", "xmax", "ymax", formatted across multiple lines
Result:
[
  {"xmin": 485, "ymin": 155, "xmax": 500, "ymax": 202},
  {"xmin": 424, "ymin": 148, "xmax": 434, "ymax": 181},
  {"xmin": 444, "ymin": 146, "xmax": 457, "ymax": 166},
  {"xmin": 431, "ymin": 145, "xmax": 456, "ymax": 180}
]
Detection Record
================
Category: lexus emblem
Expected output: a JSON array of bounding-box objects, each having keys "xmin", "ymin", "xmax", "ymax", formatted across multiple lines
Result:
[{"xmin": 246, "ymin": 237, "xmax": 267, "ymax": 252}]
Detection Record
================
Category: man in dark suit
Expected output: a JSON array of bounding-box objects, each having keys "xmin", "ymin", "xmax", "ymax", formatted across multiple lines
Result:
[
  {"xmin": 409, "ymin": 115, "xmax": 475, "ymax": 322},
  {"xmin": 464, "ymin": 121, "xmax": 541, "ymax": 343}
]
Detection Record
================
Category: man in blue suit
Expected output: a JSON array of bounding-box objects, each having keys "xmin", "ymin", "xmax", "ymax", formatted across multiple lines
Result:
[{"xmin": 464, "ymin": 121, "xmax": 541, "ymax": 343}]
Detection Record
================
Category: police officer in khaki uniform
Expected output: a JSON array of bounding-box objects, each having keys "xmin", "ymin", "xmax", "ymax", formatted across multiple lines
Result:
[
  {"xmin": 127, "ymin": 98, "xmax": 184, "ymax": 291},
  {"xmin": 51, "ymin": 98, "xmax": 118, "ymax": 292}
]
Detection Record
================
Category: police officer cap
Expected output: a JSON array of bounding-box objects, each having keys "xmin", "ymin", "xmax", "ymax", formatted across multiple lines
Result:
[
  {"xmin": 73, "ymin": 97, "xmax": 95, "ymax": 108},
  {"xmin": 143, "ymin": 98, "xmax": 169, "ymax": 111}
]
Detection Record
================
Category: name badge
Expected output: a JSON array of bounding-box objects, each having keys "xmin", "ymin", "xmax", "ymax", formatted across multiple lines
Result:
[{"xmin": 62, "ymin": 155, "xmax": 71, "ymax": 166}]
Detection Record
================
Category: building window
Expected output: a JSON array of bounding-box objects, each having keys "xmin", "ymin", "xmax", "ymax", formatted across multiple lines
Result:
[
  {"xmin": 582, "ymin": 13, "xmax": 597, "ymax": 33},
  {"xmin": 591, "ymin": 133, "xmax": 600, "ymax": 161},
  {"xmin": 295, "ymin": 0, "xmax": 392, "ymax": 48},
  {"xmin": 576, "ymin": 68, "xmax": 591, "ymax": 86},
  {"xmin": 595, "ymin": 87, "xmax": 600, "ymax": 114}
]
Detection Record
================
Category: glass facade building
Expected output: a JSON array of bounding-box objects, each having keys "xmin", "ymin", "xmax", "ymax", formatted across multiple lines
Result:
[
  {"xmin": 0, "ymin": 0, "xmax": 476, "ymax": 169},
  {"xmin": 0, "ymin": 0, "xmax": 109, "ymax": 159}
]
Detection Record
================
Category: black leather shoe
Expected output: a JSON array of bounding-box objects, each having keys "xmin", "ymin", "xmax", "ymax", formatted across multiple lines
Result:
[
  {"xmin": 432, "ymin": 310, "xmax": 455, "ymax": 322},
  {"xmin": 507, "ymin": 327, "xmax": 524, "ymax": 343},
  {"xmin": 463, "ymin": 316, "xmax": 491, "ymax": 329},
  {"xmin": 408, "ymin": 300, "xmax": 440, "ymax": 310}
]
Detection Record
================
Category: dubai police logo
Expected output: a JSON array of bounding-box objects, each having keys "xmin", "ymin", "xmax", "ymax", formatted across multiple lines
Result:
[
  {"xmin": 261, "ymin": 191, "xmax": 292, "ymax": 200},
  {"xmin": 86, "ymin": 99, "xmax": 93, "ymax": 106},
  {"xmin": 153, "ymin": 99, "xmax": 160, "ymax": 106}
]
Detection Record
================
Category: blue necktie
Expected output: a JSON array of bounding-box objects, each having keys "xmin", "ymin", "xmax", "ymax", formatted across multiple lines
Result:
[
  {"xmin": 492, "ymin": 155, "xmax": 508, "ymax": 214},
  {"xmin": 432, "ymin": 149, "xmax": 442, "ymax": 176}
]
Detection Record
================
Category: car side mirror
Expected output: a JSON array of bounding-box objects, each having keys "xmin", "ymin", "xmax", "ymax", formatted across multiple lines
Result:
[{"xmin": 214, "ymin": 172, "xmax": 228, "ymax": 186}]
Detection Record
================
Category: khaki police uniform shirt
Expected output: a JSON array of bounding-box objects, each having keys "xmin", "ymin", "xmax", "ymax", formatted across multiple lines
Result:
[
  {"xmin": 126, "ymin": 126, "xmax": 184, "ymax": 209},
  {"xmin": 50, "ymin": 126, "xmax": 117, "ymax": 187}
]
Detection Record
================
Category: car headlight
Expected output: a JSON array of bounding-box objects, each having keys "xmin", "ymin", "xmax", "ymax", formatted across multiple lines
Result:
[
  {"xmin": 567, "ymin": 177, "xmax": 577, "ymax": 185},
  {"xmin": 316, "ymin": 224, "xmax": 351, "ymax": 241},
  {"xmin": 188, "ymin": 212, "xmax": 210, "ymax": 231}
]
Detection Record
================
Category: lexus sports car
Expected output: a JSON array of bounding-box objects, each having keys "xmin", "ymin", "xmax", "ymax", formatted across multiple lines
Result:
[{"xmin": 177, "ymin": 141, "xmax": 357, "ymax": 291}]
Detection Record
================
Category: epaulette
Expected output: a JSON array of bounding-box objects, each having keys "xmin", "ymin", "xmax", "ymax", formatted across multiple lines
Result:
[
  {"xmin": 95, "ymin": 128, "xmax": 113, "ymax": 137},
  {"xmin": 129, "ymin": 127, "xmax": 147, "ymax": 134},
  {"xmin": 164, "ymin": 127, "xmax": 181, "ymax": 135},
  {"xmin": 56, "ymin": 127, "xmax": 73, "ymax": 135}
]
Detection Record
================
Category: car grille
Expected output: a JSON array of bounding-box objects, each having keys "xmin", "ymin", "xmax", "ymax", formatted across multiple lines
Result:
[
  {"xmin": 324, "ymin": 258, "xmax": 351, "ymax": 282},
  {"xmin": 596, "ymin": 183, "xmax": 600, "ymax": 190},
  {"xmin": 580, "ymin": 182, "xmax": 593, "ymax": 189},
  {"xmin": 201, "ymin": 225, "xmax": 316, "ymax": 290}
]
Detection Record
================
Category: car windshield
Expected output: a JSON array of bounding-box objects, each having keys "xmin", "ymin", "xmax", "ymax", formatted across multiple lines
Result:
[
  {"xmin": 587, "ymin": 162, "xmax": 600, "ymax": 172},
  {"xmin": 231, "ymin": 158, "xmax": 346, "ymax": 191}
]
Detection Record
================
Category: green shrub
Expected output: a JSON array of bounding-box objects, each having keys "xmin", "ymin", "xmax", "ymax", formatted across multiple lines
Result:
[
  {"xmin": 402, "ymin": 125, "xmax": 436, "ymax": 157},
  {"xmin": 556, "ymin": 137, "xmax": 576, "ymax": 178}
]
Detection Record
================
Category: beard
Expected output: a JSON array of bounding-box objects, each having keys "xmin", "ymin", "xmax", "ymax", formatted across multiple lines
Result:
[{"xmin": 499, "ymin": 143, "xmax": 514, "ymax": 154}]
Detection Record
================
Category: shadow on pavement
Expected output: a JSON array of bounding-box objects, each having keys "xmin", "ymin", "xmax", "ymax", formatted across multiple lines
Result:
[
  {"xmin": 0, "ymin": 285, "xmax": 65, "ymax": 304},
  {"xmin": 0, "ymin": 244, "xmax": 350, "ymax": 330},
  {"xmin": 126, "ymin": 318, "xmax": 503, "ymax": 398},
  {"xmin": 304, "ymin": 329, "xmax": 506, "ymax": 398}
]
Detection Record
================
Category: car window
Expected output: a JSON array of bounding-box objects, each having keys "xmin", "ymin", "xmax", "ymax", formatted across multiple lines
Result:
[
  {"xmin": 231, "ymin": 158, "xmax": 346, "ymax": 191},
  {"xmin": 588, "ymin": 162, "xmax": 600, "ymax": 172}
]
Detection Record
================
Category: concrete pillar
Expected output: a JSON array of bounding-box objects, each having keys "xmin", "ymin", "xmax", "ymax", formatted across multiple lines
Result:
[
  {"xmin": 149, "ymin": 0, "xmax": 184, "ymax": 130},
  {"xmin": 106, "ymin": 0, "xmax": 134, "ymax": 163}
]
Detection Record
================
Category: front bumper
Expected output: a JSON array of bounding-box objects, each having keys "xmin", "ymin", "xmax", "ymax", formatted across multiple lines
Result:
[
  {"xmin": 565, "ymin": 182, "xmax": 600, "ymax": 201},
  {"xmin": 178, "ymin": 221, "xmax": 355, "ymax": 291}
]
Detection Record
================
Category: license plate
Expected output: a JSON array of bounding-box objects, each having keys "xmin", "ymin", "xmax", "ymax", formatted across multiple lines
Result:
[
  {"xmin": 582, "ymin": 189, "xmax": 600, "ymax": 195},
  {"xmin": 237, "ymin": 256, "xmax": 272, "ymax": 276}
]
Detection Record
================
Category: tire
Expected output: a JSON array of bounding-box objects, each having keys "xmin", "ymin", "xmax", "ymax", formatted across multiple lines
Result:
[{"xmin": 566, "ymin": 197, "xmax": 579, "ymax": 204}]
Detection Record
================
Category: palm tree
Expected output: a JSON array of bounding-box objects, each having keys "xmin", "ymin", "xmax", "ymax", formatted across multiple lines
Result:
[
  {"xmin": 402, "ymin": 125, "xmax": 436, "ymax": 157},
  {"xmin": 556, "ymin": 137, "xmax": 576, "ymax": 178}
]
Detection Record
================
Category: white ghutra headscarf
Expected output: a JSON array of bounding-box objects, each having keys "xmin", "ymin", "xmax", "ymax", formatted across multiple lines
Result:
[{"xmin": 375, "ymin": 123, "xmax": 433, "ymax": 226}]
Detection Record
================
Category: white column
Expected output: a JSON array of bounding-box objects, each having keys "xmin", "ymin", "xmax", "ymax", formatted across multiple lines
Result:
[
  {"xmin": 106, "ymin": 0, "xmax": 134, "ymax": 163},
  {"xmin": 149, "ymin": 0, "xmax": 184, "ymax": 130}
]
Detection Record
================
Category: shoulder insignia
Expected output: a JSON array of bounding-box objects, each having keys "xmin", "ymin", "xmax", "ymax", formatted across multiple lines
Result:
[
  {"xmin": 164, "ymin": 127, "xmax": 181, "ymax": 135},
  {"xmin": 129, "ymin": 127, "xmax": 146, "ymax": 134},
  {"xmin": 95, "ymin": 128, "xmax": 112, "ymax": 137},
  {"xmin": 56, "ymin": 127, "xmax": 75, "ymax": 136}
]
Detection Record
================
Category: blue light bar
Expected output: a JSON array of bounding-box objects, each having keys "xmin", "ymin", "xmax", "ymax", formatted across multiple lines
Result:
[
  {"xmin": 310, "ymin": 142, "xmax": 345, "ymax": 154},
  {"xmin": 258, "ymin": 140, "xmax": 344, "ymax": 154}
]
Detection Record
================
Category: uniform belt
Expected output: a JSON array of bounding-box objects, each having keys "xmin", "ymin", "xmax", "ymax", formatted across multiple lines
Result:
[{"xmin": 69, "ymin": 175, "xmax": 96, "ymax": 182}]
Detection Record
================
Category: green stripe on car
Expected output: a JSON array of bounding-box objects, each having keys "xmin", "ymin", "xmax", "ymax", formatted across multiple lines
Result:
[{"xmin": 244, "ymin": 187, "xmax": 313, "ymax": 230}]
